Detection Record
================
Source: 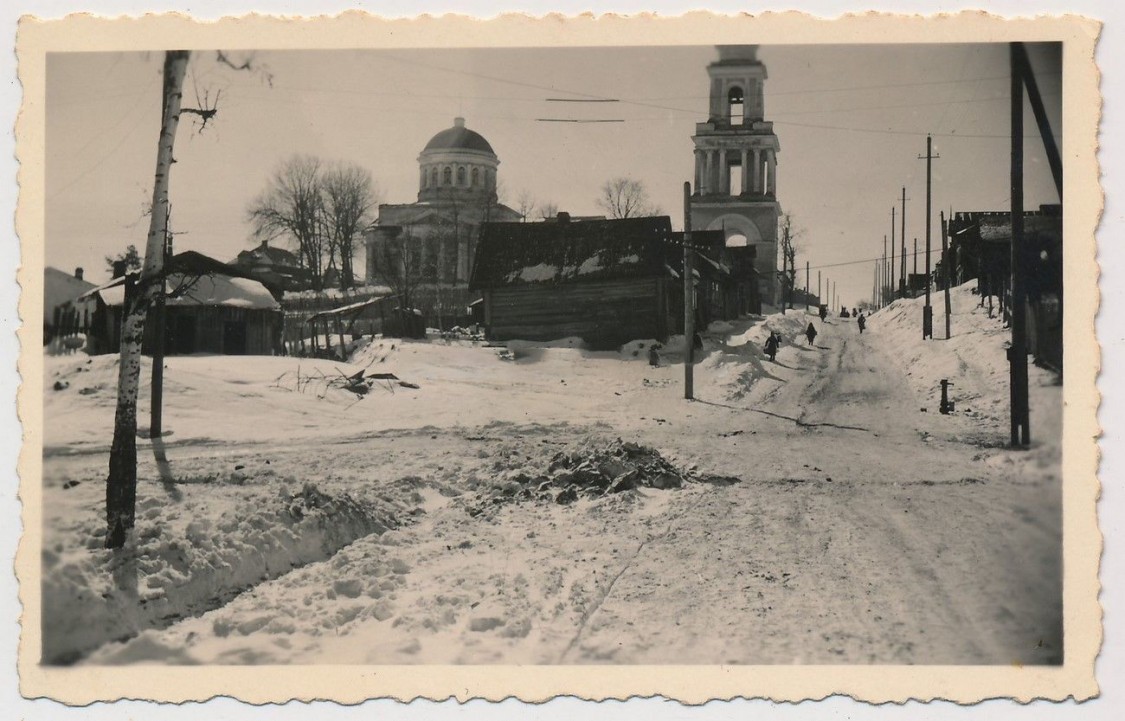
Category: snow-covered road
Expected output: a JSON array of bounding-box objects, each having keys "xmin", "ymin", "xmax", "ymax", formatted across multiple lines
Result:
[{"xmin": 64, "ymin": 303, "xmax": 1061, "ymax": 666}]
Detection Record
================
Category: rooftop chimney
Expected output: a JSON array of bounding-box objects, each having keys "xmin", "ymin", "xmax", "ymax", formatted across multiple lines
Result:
[
  {"xmin": 557, "ymin": 212, "xmax": 570, "ymax": 224},
  {"xmin": 453, "ymin": 116, "xmax": 465, "ymax": 128},
  {"xmin": 74, "ymin": 267, "xmax": 84, "ymax": 281}
]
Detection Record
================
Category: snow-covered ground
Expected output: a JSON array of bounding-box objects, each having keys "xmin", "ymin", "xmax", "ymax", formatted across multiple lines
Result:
[{"xmin": 40, "ymin": 291, "xmax": 1062, "ymax": 666}]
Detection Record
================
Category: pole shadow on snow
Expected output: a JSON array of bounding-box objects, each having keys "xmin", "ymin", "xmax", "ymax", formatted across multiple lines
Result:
[
  {"xmin": 150, "ymin": 437, "xmax": 183, "ymax": 502},
  {"xmin": 694, "ymin": 398, "xmax": 872, "ymax": 433}
]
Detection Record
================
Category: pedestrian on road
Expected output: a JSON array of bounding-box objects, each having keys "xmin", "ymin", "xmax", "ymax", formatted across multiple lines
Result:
[
  {"xmin": 764, "ymin": 332, "xmax": 780, "ymax": 362},
  {"xmin": 648, "ymin": 343, "xmax": 662, "ymax": 367},
  {"xmin": 805, "ymin": 322, "xmax": 818, "ymax": 346},
  {"xmin": 818, "ymin": 305, "xmax": 827, "ymax": 322},
  {"xmin": 857, "ymin": 314, "xmax": 866, "ymax": 333}
]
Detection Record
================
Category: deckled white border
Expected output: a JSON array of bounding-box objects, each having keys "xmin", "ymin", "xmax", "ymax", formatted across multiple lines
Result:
[{"xmin": 6, "ymin": 2, "xmax": 1116, "ymax": 715}]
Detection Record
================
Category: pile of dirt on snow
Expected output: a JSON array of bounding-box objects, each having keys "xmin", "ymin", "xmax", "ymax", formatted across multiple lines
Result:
[{"xmin": 469, "ymin": 438, "xmax": 734, "ymax": 513}]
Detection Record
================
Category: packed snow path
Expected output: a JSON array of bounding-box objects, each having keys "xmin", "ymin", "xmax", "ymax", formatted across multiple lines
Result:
[{"xmin": 47, "ymin": 304, "xmax": 1061, "ymax": 666}]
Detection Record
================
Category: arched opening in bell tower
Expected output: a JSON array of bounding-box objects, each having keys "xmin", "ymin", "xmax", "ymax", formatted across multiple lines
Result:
[{"xmin": 728, "ymin": 86, "xmax": 745, "ymax": 125}]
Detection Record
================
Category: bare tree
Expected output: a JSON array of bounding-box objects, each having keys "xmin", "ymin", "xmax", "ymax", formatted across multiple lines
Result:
[
  {"xmin": 105, "ymin": 50, "xmax": 262, "ymax": 549},
  {"xmin": 596, "ymin": 177, "xmax": 661, "ymax": 219},
  {"xmin": 515, "ymin": 190, "xmax": 537, "ymax": 222},
  {"xmin": 537, "ymin": 201, "xmax": 560, "ymax": 221},
  {"xmin": 105, "ymin": 50, "xmax": 191, "ymax": 549},
  {"xmin": 367, "ymin": 224, "xmax": 428, "ymax": 336},
  {"xmin": 779, "ymin": 214, "xmax": 800, "ymax": 310},
  {"xmin": 321, "ymin": 162, "xmax": 378, "ymax": 290},
  {"xmin": 247, "ymin": 155, "xmax": 326, "ymax": 291}
]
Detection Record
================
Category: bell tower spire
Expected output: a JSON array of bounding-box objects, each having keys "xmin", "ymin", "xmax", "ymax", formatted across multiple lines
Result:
[{"xmin": 690, "ymin": 45, "xmax": 783, "ymax": 309}]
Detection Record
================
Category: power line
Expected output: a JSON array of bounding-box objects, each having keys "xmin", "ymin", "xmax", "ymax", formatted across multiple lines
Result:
[
  {"xmin": 536, "ymin": 118, "xmax": 624, "ymax": 123},
  {"xmin": 809, "ymin": 249, "xmax": 935, "ymax": 272}
]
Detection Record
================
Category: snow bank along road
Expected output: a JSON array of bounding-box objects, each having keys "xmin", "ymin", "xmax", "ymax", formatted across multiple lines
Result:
[{"xmin": 43, "ymin": 307, "xmax": 1061, "ymax": 665}]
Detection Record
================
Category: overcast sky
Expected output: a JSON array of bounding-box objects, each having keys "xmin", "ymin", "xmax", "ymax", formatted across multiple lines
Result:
[{"xmin": 45, "ymin": 43, "xmax": 1061, "ymax": 306}]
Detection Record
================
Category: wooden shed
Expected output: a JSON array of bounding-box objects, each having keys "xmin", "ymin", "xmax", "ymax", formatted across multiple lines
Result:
[
  {"xmin": 470, "ymin": 214, "xmax": 734, "ymax": 349},
  {"xmin": 76, "ymin": 251, "xmax": 283, "ymax": 356}
]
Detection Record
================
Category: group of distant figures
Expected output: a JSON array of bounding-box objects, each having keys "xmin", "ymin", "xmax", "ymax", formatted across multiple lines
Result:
[{"xmin": 763, "ymin": 307, "xmax": 868, "ymax": 363}]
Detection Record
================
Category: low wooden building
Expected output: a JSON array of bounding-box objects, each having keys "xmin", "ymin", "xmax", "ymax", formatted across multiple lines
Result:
[
  {"xmin": 470, "ymin": 214, "xmax": 740, "ymax": 349},
  {"xmin": 945, "ymin": 205, "xmax": 1063, "ymax": 373},
  {"xmin": 76, "ymin": 251, "xmax": 282, "ymax": 356}
]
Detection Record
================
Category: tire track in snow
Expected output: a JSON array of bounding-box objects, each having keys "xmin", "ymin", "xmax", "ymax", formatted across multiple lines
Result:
[{"xmin": 556, "ymin": 489, "xmax": 712, "ymax": 663}]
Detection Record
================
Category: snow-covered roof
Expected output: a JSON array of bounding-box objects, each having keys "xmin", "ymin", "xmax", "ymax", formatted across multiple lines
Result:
[
  {"xmin": 470, "ymin": 216, "xmax": 675, "ymax": 289},
  {"xmin": 88, "ymin": 273, "xmax": 279, "ymax": 310}
]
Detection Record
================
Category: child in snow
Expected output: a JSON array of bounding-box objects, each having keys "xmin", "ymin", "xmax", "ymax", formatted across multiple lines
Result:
[
  {"xmin": 648, "ymin": 343, "xmax": 662, "ymax": 367},
  {"xmin": 805, "ymin": 322, "xmax": 818, "ymax": 345},
  {"xmin": 764, "ymin": 332, "xmax": 780, "ymax": 362},
  {"xmin": 857, "ymin": 314, "xmax": 866, "ymax": 333}
]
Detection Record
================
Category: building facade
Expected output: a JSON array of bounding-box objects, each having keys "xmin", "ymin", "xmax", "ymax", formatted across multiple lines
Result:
[
  {"xmin": 364, "ymin": 117, "xmax": 521, "ymax": 324},
  {"xmin": 690, "ymin": 45, "xmax": 783, "ymax": 308}
]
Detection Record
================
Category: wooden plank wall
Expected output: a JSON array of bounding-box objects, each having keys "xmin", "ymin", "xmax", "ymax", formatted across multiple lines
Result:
[{"xmin": 487, "ymin": 277, "xmax": 663, "ymax": 349}]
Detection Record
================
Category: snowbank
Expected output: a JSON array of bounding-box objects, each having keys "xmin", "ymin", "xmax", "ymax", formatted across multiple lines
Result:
[
  {"xmin": 42, "ymin": 479, "xmax": 394, "ymax": 664},
  {"xmin": 867, "ymin": 282, "xmax": 1061, "ymax": 452}
]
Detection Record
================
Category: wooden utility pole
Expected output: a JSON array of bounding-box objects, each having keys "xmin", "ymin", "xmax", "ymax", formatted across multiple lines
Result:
[
  {"xmin": 918, "ymin": 135, "xmax": 939, "ymax": 339},
  {"xmin": 818, "ymin": 270, "xmax": 822, "ymax": 308},
  {"xmin": 900, "ymin": 238, "xmax": 907, "ymax": 296},
  {"xmin": 941, "ymin": 211, "xmax": 952, "ymax": 339},
  {"xmin": 913, "ymin": 237, "xmax": 918, "ymax": 277},
  {"xmin": 1009, "ymin": 43, "xmax": 1030, "ymax": 446},
  {"xmin": 882, "ymin": 234, "xmax": 888, "ymax": 306},
  {"xmin": 881, "ymin": 252, "xmax": 887, "ymax": 308},
  {"xmin": 890, "ymin": 207, "xmax": 896, "ymax": 300},
  {"xmin": 805, "ymin": 261, "xmax": 810, "ymax": 310},
  {"xmin": 901, "ymin": 187, "xmax": 907, "ymax": 293},
  {"xmin": 149, "ymin": 220, "xmax": 172, "ymax": 439},
  {"xmin": 683, "ymin": 182, "xmax": 694, "ymax": 401}
]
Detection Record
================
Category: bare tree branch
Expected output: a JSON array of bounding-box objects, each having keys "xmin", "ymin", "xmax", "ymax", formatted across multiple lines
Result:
[{"xmin": 596, "ymin": 177, "xmax": 659, "ymax": 219}]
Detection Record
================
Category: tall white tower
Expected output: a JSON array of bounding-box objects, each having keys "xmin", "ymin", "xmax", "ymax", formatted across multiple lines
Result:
[{"xmin": 690, "ymin": 45, "xmax": 782, "ymax": 308}]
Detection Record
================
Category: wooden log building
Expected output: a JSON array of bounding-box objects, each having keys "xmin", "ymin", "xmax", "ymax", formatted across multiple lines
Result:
[
  {"xmin": 75, "ymin": 251, "xmax": 283, "ymax": 356},
  {"xmin": 469, "ymin": 213, "xmax": 747, "ymax": 349}
]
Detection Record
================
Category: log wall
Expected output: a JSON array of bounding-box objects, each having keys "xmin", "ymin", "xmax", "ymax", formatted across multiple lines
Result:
[{"xmin": 484, "ymin": 277, "xmax": 665, "ymax": 349}]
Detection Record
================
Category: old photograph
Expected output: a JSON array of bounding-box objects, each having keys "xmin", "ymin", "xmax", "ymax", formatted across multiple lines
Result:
[{"xmin": 16, "ymin": 11, "xmax": 1102, "ymax": 704}]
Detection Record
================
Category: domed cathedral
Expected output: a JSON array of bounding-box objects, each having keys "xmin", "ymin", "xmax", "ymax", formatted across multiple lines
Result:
[
  {"xmin": 365, "ymin": 117, "xmax": 521, "ymax": 324},
  {"xmin": 690, "ymin": 45, "xmax": 782, "ymax": 310}
]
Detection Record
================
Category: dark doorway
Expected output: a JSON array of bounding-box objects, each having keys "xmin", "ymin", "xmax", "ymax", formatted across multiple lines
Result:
[
  {"xmin": 223, "ymin": 320, "xmax": 248, "ymax": 355},
  {"xmin": 169, "ymin": 314, "xmax": 196, "ymax": 355}
]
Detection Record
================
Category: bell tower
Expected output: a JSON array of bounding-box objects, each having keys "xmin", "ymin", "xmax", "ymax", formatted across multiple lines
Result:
[{"xmin": 690, "ymin": 45, "xmax": 782, "ymax": 309}]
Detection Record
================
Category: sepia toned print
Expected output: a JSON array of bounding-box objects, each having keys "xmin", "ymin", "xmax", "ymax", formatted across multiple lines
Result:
[{"xmin": 16, "ymin": 12, "xmax": 1101, "ymax": 704}]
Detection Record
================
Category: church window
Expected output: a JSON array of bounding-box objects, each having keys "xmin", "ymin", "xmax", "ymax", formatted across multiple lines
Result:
[
  {"xmin": 431, "ymin": 167, "xmax": 438, "ymax": 186},
  {"xmin": 728, "ymin": 86, "xmax": 744, "ymax": 124},
  {"xmin": 442, "ymin": 167, "xmax": 452, "ymax": 185},
  {"xmin": 421, "ymin": 168, "xmax": 428, "ymax": 188},
  {"xmin": 456, "ymin": 166, "xmax": 466, "ymax": 185},
  {"xmin": 471, "ymin": 167, "xmax": 480, "ymax": 186}
]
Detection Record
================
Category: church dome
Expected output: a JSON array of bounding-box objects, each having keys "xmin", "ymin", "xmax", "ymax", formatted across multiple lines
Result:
[{"xmin": 423, "ymin": 117, "xmax": 495, "ymax": 154}]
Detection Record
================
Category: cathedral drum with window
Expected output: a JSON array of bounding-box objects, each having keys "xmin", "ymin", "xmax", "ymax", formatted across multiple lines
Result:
[
  {"xmin": 365, "ymin": 117, "xmax": 521, "ymax": 325},
  {"xmin": 690, "ymin": 45, "xmax": 782, "ymax": 311}
]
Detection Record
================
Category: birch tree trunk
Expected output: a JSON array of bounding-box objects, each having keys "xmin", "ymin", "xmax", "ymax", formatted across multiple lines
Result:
[{"xmin": 105, "ymin": 50, "xmax": 190, "ymax": 549}]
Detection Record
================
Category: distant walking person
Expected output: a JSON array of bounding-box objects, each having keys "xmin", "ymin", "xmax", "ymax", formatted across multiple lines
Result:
[
  {"xmin": 764, "ymin": 332, "xmax": 780, "ymax": 362},
  {"xmin": 648, "ymin": 343, "xmax": 662, "ymax": 367},
  {"xmin": 857, "ymin": 314, "xmax": 866, "ymax": 333},
  {"xmin": 818, "ymin": 305, "xmax": 827, "ymax": 322},
  {"xmin": 805, "ymin": 322, "xmax": 818, "ymax": 346}
]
